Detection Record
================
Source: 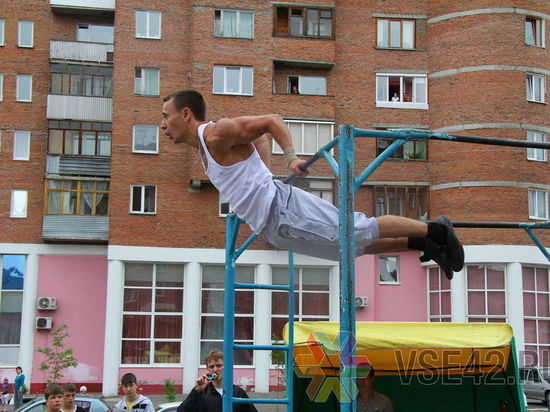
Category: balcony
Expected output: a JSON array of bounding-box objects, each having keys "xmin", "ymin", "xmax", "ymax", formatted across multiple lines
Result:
[
  {"xmin": 46, "ymin": 155, "xmax": 111, "ymax": 177},
  {"xmin": 47, "ymin": 95, "xmax": 112, "ymax": 122},
  {"xmin": 50, "ymin": 0, "xmax": 115, "ymax": 13},
  {"xmin": 50, "ymin": 40, "xmax": 113, "ymax": 63},
  {"xmin": 42, "ymin": 215, "xmax": 109, "ymax": 242}
]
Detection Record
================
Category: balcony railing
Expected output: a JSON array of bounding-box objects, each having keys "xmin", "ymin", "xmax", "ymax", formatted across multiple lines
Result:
[
  {"xmin": 50, "ymin": 40, "xmax": 113, "ymax": 63},
  {"xmin": 47, "ymin": 95, "xmax": 112, "ymax": 122},
  {"xmin": 42, "ymin": 215, "xmax": 109, "ymax": 242},
  {"xmin": 50, "ymin": 0, "xmax": 115, "ymax": 11}
]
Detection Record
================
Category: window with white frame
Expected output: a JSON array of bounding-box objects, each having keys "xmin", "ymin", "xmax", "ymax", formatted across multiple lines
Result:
[
  {"xmin": 466, "ymin": 265, "xmax": 507, "ymax": 323},
  {"xmin": 525, "ymin": 17, "xmax": 545, "ymax": 47},
  {"xmin": 376, "ymin": 74, "xmax": 428, "ymax": 108},
  {"xmin": 271, "ymin": 267, "xmax": 331, "ymax": 344},
  {"xmin": 13, "ymin": 131, "xmax": 30, "ymax": 161},
  {"xmin": 291, "ymin": 177, "xmax": 334, "ymax": 204},
  {"xmin": 375, "ymin": 186, "xmax": 428, "ymax": 220},
  {"xmin": 16, "ymin": 75, "xmax": 32, "ymax": 102},
  {"xmin": 379, "ymin": 256, "xmax": 399, "ymax": 284},
  {"xmin": 133, "ymin": 125, "xmax": 159, "ymax": 153},
  {"xmin": 135, "ymin": 68, "xmax": 159, "ymax": 96},
  {"xmin": 523, "ymin": 266, "xmax": 550, "ymax": 366},
  {"xmin": 10, "ymin": 191, "xmax": 27, "ymax": 218},
  {"xmin": 121, "ymin": 263, "xmax": 184, "ymax": 365},
  {"xmin": 201, "ymin": 265, "xmax": 254, "ymax": 366},
  {"xmin": 219, "ymin": 194, "xmax": 233, "ymax": 217},
  {"xmin": 377, "ymin": 19, "xmax": 415, "ymax": 49},
  {"xmin": 215, "ymin": 9, "xmax": 253, "ymax": 38},
  {"xmin": 427, "ymin": 267, "xmax": 451, "ymax": 322},
  {"xmin": 527, "ymin": 131, "xmax": 547, "ymax": 162},
  {"xmin": 0, "ymin": 255, "xmax": 25, "ymax": 365},
  {"xmin": 18, "ymin": 20, "xmax": 33, "ymax": 48},
  {"xmin": 77, "ymin": 24, "xmax": 114, "ymax": 51},
  {"xmin": 46, "ymin": 180, "xmax": 109, "ymax": 216},
  {"xmin": 130, "ymin": 185, "xmax": 156, "ymax": 214},
  {"xmin": 136, "ymin": 10, "xmax": 161, "ymax": 39},
  {"xmin": 527, "ymin": 73, "xmax": 545, "ymax": 103},
  {"xmin": 529, "ymin": 189, "xmax": 548, "ymax": 220},
  {"xmin": 213, "ymin": 66, "xmax": 253, "ymax": 96},
  {"xmin": 0, "ymin": 19, "xmax": 4, "ymax": 46},
  {"xmin": 287, "ymin": 75, "xmax": 327, "ymax": 95},
  {"xmin": 273, "ymin": 120, "xmax": 334, "ymax": 155},
  {"xmin": 377, "ymin": 138, "xmax": 427, "ymax": 160}
]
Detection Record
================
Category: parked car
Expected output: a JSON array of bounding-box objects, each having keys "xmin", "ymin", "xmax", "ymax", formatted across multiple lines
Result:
[
  {"xmin": 155, "ymin": 401, "xmax": 180, "ymax": 412},
  {"xmin": 15, "ymin": 395, "xmax": 111, "ymax": 412},
  {"xmin": 519, "ymin": 366, "xmax": 550, "ymax": 404}
]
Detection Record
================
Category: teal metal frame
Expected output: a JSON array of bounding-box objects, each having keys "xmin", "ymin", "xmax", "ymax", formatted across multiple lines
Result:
[{"xmin": 222, "ymin": 126, "xmax": 550, "ymax": 412}]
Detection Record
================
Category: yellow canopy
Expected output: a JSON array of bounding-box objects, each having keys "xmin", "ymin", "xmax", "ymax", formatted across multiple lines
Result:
[{"xmin": 283, "ymin": 321, "xmax": 514, "ymax": 376}]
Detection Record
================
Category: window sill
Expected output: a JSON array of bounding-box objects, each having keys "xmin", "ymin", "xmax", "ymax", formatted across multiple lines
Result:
[
  {"xmin": 134, "ymin": 94, "xmax": 160, "ymax": 98},
  {"xmin": 273, "ymin": 34, "xmax": 335, "ymax": 40},
  {"xmin": 135, "ymin": 36, "xmax": 162, "ymax": 40},
  {"xmin": 214, "ymin": 35, "xmax": 254, "ymax": 40},
  {"xmin": 526, "ymin": 158, "xmax": 548, "ymax": 163},
  {"xmin": 17, "ymin": 45, "xmax": 34, "ymax": 48},
  {"xmin": 379, "ymin": 281, "xmax": 400, "ymax": 285},
  {"xmin": 16, "ymin": 100, "xmax": 32, "ymax": 103},
  {"xmin": 524, "ymin": 43, "xmax": 545, "ymax": 48},
  {"xmin": 376, "ymin": 102, "xmax": 428, "ymax": 110},
  {"xmin": 9, "ymin": 215, "xmax": 27, "ymax": 219},
  {"xmin": 375, "ymin": 47, "xmax": 417, "ymax": 51},
  {"xmin": 526, "ymin": 99, "xmax": 546, "ymax": 104},
  {"xmin": 132, "ymin": 150, "xmax": 159, "ymax": 155},
  {"xmin": 130, "ymin": 212, "xmax": 157, "ymax": 215},
  {"xmin": 529, "ymin": 216, "xmax": 549, "ymax": 221},
  {"xmin": 378, "ymin": 156, "xmax": 428, "ymax": 162},
  {"xmin": 212, "ymin": 92, "xmax": 253, "ymax": 96}
]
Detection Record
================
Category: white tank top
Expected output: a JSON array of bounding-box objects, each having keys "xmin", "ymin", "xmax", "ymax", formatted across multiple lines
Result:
[{"xmin": 197, "ymin": 122, "xmax": 277, "ymax": 233}]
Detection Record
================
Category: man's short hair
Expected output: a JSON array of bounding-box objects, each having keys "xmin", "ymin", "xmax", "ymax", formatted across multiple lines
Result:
[
  {"xmin": 45, "ymin": 383, "xmax": 63, "ymax": 399},
  {"xmin": 121, "ymin": 372, "xmax": 137, "ymax": 386},
  {"xmin": 205, "ymin": 349, "xmax": 223, "ymax": 365},
  {"xmin": 62, "ymin": 383, "xmax": 77, "ymax": 393},
  {"xmin": 163, "ymin": 89, "xmax": 206, "ymax": 121}
]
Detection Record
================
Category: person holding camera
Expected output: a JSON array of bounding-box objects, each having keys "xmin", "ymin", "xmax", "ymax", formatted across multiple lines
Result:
[{"xmin": 177, "ymin": 350, "xmax": 257, "ymax": 412}]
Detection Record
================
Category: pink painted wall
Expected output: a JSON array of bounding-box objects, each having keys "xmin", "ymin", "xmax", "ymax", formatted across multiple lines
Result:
[
  {"xmin": 32, "ymin": 255, "xmax": 108, "ymax": 391},
  {"xmin": 355, "ymin": 252, "xmax": 428, "ymax": 321}
]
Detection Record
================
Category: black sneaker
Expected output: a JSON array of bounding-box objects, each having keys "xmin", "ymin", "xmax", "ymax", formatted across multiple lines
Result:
[
  {"xmin": 435, "ymin": 216, "xmax": 464, "ymax": 272},
  {"xmin": 419, "ymin": 239, "xmax": 454, "ymax": 280}
]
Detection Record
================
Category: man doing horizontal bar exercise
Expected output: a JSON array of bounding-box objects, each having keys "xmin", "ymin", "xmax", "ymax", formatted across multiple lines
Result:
[{"xmin": 161, "ymin": 89, "xmax": 463, "ymax": 279}]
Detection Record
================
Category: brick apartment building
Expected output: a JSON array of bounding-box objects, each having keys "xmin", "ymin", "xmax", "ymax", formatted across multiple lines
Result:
[{"xmin": 0, "ymin": 0, "xmax": 549, "ymax": 395}]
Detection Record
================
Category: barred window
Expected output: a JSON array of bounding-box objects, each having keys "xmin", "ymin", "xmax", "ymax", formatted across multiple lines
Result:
[{"xmin": 122, "ymin": 263, "xmax": 184, "ymax": 365}]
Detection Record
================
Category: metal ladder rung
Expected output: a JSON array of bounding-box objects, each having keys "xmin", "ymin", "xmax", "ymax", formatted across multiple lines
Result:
[
  {"xmin": 234, "ymin": 281, "xmax": 291, "ymax": 291},
  {"xmin": 234, "ymin": 343, "xmax": 290, "ymax": 351}
]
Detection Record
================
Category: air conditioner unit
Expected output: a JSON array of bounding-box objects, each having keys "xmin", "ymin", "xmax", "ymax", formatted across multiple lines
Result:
[
  {"xmin": 36, "ymin": 317, "xmax": 53, "ymax": 329},
  {"xmin": 355, "ymin": 296, "xmax": 368, "ymax": 308},
  {"xmin": 37, "ymin": 296, "xmax": 57, "ymax": 310}
]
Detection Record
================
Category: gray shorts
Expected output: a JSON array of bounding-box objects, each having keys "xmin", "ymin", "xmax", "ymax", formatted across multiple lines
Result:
[{"xmin": 261, "ymin": 180, "xmax": 379, "ymax": 261}]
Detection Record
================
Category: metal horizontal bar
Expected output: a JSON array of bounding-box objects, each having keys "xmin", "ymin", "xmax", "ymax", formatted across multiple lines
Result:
[
  {"xmin": 233, "ymin": 397, "xmax": 289, "ymax": 405},
  {"xmin": 234, "ymin": 282, "xmax": 291, "ymax": 291},
  {"xmin": 234, "ymin": 344, "xmax": 290, "ymax": 351},
  {"xmin": 349, "ymin": 127, "xmax": 550, "ymax": 149},
  {"xmin": 452, "ymin": 221, "xmax": 550, "ymax": 229}
]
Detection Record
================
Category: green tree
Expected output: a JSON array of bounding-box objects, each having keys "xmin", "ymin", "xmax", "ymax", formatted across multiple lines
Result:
[
  {"xmin": 163, "ymin": 379, "xmax": 177, "ymax": 401},
  {"xmin": 35, "ymin": 324, "xmax": 78, "ymax": 384}
]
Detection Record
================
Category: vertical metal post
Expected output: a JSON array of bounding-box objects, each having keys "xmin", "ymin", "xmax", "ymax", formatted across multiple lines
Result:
[
  {"xmin": 287, "ymin": 251, "xmax": 295, "ymax": 412},
  {"xmin": 223, "ymin": 214, "xmax": 239, "ymax": 411},
  {"xmin": 338, "ymin": 125, "xmax": 357, "ymax": 412}
]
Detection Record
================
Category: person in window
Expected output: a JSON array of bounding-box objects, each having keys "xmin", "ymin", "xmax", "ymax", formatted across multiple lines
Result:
[
  {"xmin": 402, "ymin": 92, "xmax": 411, "ymax": 102},
  {"xmin": 391, "ymin": 92, "xmax": 400, "ymax": 102},
  {"xmin": 177, "ymin": 350, "xmax": 257, "ymax": 412},
  {"xmin": 160, "ymin": 89, "xmax": 464, "ymax": 279},
  {"xmin": 356, "ymin": 366, "xmax": 394, "ymax": 412},
  {"xmin": 291, "ymin": 85, "xmax": 300, "ymax": 94}
]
